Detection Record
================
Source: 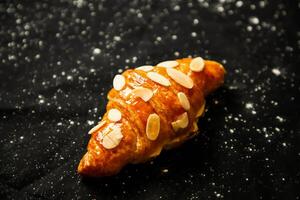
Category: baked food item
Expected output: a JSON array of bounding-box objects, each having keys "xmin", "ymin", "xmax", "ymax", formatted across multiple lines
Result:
[{"xmin": 78, "ymin": 57, "xmax": 225, "ymax": 177}]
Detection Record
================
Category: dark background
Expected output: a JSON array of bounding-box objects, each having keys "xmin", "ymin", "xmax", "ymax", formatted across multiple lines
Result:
[{"xmin": 0, "ymin": 0, "xmax": 300, "ymax": 199}]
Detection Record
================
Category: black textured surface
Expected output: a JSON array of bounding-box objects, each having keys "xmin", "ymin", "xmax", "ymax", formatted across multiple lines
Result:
[{"xmin": 0, "ymin": 0, "xmax": 300, "ymax": 199}]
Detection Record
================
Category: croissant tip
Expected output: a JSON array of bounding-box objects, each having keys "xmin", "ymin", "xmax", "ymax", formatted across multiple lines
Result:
[
  {"xmin": 77, "ymin": 152, "xmax": 93, "ymax": 176},
  {"xmin": 77, "ymin": 152, "xmax": 120, "ymax": 177},
  {"xmin": 77, "ymin": 158, "xmax": 85, "ymax": 175}
]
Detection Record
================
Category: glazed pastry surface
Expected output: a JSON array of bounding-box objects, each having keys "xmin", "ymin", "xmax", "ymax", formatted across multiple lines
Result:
[{"xmin": 78, "ymin": 57, "xmax": 225, "ymax": 177}]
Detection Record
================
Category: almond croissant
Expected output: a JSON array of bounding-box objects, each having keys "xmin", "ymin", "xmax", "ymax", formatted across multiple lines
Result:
[{"xmin": 78, "ymin": 57, "xmax": 225, "ymax": 177}]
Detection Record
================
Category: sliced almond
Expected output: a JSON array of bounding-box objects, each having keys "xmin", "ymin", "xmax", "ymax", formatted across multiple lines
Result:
[
  {"xmin": 166, "ymin": 68, "xmax": 194, "ymax": 89},
  {"xmin": 102, "ymin": 135, "xmax": 116, "ymax": 149},
  {"xmin": 146, "ymin": 113, "xmax": 160, "ymax": 141},
  {"xmin": 196, "ymin": 101, "xmax": 206, "ymax": 117},
  {"xmin": 132, "ymin": 87, "xmax": 153, "ymax": 102},
  {"xmin": 157, "ymin": 60, "xmax": 179, "ymax": 68},
  {"xmin": 108, "ymin": 108, "xmax": 122, "ymax": 122},
  {"xmin": 136, "ymin": 65, "xmax": 153, "ymax": 72},
  {"xmin": 177, "ymin": 92, "xmax": 190, "ymax": 111},
  {"xmin": 88, "ymin": 120, "xmax": 106, "ymax": 134},
  {"xmin": 189, "ymin": 57, "xmax": 205, "ymax": 72},
  {"xmin": 110, "ymin": 126, "xmax": 123, "ymax": 139},
  {"xmin": 171, "ymin": 112, "xmax": 189, "ymax": 132},
  {"xmin": 102, "ymin": 127, "xmax": 123, "ymax": 149},
  {"xmin": 147, "ymin": 72, "xmax": 171, "ymax": 86},
  {"xmin": 97, "ymin": 123, "xmax": 115, "ymax": 140},
  {"xmin": 113, "ymin": 74, "xmax": 125, "ymax": 91},
  {"xmin": 120, "ymin": 87, "xmax": 132, "ymax": 98}
]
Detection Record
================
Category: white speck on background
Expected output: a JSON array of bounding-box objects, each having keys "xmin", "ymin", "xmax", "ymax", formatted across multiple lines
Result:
[
  {"xmin": 282, "ymin": 142, "xmax": 287, "ymax": 147},
  {"xmin": 173, "ymin": 5, "xmax": 180, "ymax": 11},
  {"xmin": 276, "ymin": 116, "xmax": 284, "ymax": 122},
  {"xmin": 193, "ymin": 19, "xmax": 199, "ymax": 25},
  {"xmin": 247, "ymin": 26, "xmax": 253, "ymax": 32},
  {"xmin": 191, "ymin": 32, "xmax": 197, "ymax": 37},
  {"xmin": 245, "ymin": 103, "xmax": 253, "ymax": 109},
  {"xmin": 87, "ymin": 120, "xmax": 94, "ymax": 125},
  {"xmin": 114, "ymin": 36, "xmax": 121, "ymax": 41},
  {"xmin": 174, "ymin": 51, "xmax": 180, "ymax": 56},
  {"xmin": 93, "ymin": 48, "xmax": 101, "ymax": 55},
  {"xmin": 249, "ymin": 16, "xmax": 260, "ymax": 25},
  {"xmin": 272, "ymin": 68, "xmax": 281, "ymax": 76},
  {"xmin": 236, "ymin": 1, "xmax": 243, "ymax": 7}
]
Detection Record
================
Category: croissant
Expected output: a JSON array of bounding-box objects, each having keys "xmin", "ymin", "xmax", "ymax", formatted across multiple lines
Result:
[{"xmin": 78, "ymin": 57, "xmax": 225, "ymax": 177}]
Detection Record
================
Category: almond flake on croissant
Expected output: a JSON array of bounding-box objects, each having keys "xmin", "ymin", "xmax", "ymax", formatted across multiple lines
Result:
[{"xmin": 78, "ymin": 57, "xmax": 225, "ymax": 177}]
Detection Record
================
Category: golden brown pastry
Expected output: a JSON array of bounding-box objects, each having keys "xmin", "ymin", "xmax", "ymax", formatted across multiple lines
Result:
[{"xmin": 78, "ymin": 57, "xmax": 225, "ymax": 177}]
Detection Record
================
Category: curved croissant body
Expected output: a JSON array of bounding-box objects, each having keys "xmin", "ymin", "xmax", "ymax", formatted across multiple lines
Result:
[{"xmin": 78, "ymin": 57, "xmax": 225, "ymax": 177}]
